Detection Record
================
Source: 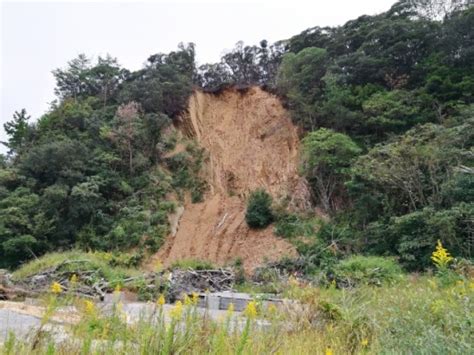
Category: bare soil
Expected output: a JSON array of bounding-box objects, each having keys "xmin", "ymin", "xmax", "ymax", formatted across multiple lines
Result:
[{"xmin": 150, "ymin": 87, "xmax": 309, "ymax": 272}]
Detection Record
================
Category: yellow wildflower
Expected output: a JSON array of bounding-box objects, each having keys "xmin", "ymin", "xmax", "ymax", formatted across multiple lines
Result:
[
  {"xmin": 50, "ymin": 281, "xmax": 62, "ymax": 294},
  {"xmin": 84, "ymin": 300, "xmax": 96, "ymax": 316},
  {"xmin": 227, "ymin": 302, "xmax": 235, "ymax": 315},
  {"xmin": 70, "ymin": 274, "xmax": 78, "ymax": 284},
  {"xmin": 157, "ymin": 294, "xmax": 165, "ymax": 306},
  {"xmin": 361, "ymin": 338, "xmax": 369, "ymax": 347},
  {"xmin": 244, "ymin": 300, "xmax": 257, "ymax": 319},
  {"xmin": 325, "ymin": 346, "xmax": 333, "ymax": 355},
  {"xmin": 114, "ymin": 284, "xmax": 122, "ymax": 294},
  {"xmin": 102, "ymin": 323, "xmax": 110, "ymax": 338},
  {"xmin": 431, "ymin": 240, "xmax": 453, "ymax": 268},
  {"xmin": 154, "ymin": 260, "xmax": 163, "ymax": 273},
  {"xmin": 116, "ymin": 301, "xmax": 125, "ymax": 321},
  {"xmin": 428, "ymin": 279, "xmax": 438, "ymax": 289},
  {"xmin": 192, "ymin": 292, "xmax": 199, "ymax": 305},
  {"xmin": 430, "ymin": 299, "xmax": 444, "ymax": 314},
  {"xmin": 267, "ymin": 303, "xmax": 277, "ymax": 316},
  {"xmin": 170, "ymin": 301, "xmax": 183, "ymax": 320},
  {"xmin": 183, "ymin": 294, "xmax": 192, "ymax": 306}
]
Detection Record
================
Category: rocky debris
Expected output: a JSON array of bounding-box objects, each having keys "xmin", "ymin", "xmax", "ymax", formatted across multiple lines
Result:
[
  {"xmin": 0, "ymin": 269, "xmax": 12, "ymax": 287},
  {"xmin": 0, "ymin": 269, "xmax": 35, "ymax": 300},
  {"xmin": 168, "ymin": 268, "xmax": 235, "ymax": 301}
]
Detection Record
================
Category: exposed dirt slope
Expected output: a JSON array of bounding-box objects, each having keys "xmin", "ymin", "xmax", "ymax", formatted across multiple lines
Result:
[{"xmin": 151, "ymin": 87, "xmax": 307, "ymax": 272}]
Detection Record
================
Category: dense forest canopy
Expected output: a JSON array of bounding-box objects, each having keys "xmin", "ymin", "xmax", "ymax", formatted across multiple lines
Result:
[{"xmin": 1, "ymin": 0, "xmax": 472, "ymax": 270}]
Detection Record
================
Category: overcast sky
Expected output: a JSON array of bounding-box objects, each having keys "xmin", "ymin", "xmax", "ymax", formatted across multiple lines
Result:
[{"xmin": 0, "ymin": 0, "xmax": 396, "ymax": 152}]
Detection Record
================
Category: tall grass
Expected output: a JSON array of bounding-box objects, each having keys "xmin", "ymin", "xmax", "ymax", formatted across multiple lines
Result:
[{"xmin": 1, "ymin": 275, "xmax": 472, "ymax": 354}]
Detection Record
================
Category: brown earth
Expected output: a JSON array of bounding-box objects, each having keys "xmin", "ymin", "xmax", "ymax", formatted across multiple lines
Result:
[{"xmin": 149, "ymin": 87, "xmax": 311, "ymax": 273}]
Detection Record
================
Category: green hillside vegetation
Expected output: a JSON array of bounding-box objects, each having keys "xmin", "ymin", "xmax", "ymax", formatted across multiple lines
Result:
[{"xmin": 1, "ymin": 0, "xmax": 473, "ymax": 275}]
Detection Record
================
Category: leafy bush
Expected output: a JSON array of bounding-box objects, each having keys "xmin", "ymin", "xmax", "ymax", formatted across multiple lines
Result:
[
  {"xmin": 332, "ymin": 255, "xmax": 403, "ymax": 287},
  {"xmin": 245, "ymin": 189, "xmax": 274, "ymax": 228}
]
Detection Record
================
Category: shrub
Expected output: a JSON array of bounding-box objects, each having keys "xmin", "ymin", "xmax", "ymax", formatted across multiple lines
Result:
[
  {"xmin": 245, "ymin": 189, "xmax": 274, "ymax": 228},
  {"xmin": 332, "ymin": 255, "xmax": 403, "ymax": 287}
]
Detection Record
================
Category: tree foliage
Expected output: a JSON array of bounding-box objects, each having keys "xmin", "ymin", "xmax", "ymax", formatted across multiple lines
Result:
[
  {"xmin": 278, "ymin": 2, "xmax": 474, "ymax": 270},
  {"xmin": 300, "ymin": 129, "xmax": 361, "ymax": 211},
  {"xmin": 195, "ymin": 40, "xmax": 285, "ymax": 91},
  {"xmin": 0, "ymin": 45, "xmax": 196, "ymax": 268},
  {"xmin": 2, "ymin": 109, "xmax": 32, "ymax": 156}
]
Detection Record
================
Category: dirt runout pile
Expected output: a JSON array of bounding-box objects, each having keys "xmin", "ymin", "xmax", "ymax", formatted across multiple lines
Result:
[{"xmin": 152, "ymin": 87, "xmax": 309, "ymax": 272}]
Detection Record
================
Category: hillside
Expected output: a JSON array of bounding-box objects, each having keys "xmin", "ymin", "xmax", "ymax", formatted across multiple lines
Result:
[
  {"xmin": 1, "ymin": 1, "xmax": 473, "ymax": 353},
  {"xmin": 1, "ymin": 1, "xmax": 472, "ymax": 274},
  {"xmin": 152, "ymin": 87, "xmax": 306, "ymax": 271}
]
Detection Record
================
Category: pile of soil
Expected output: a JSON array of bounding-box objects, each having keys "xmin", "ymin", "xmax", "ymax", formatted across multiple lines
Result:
[{"xmin": 151, "ymin": 87, "xmax": 310, "ymax": 272}]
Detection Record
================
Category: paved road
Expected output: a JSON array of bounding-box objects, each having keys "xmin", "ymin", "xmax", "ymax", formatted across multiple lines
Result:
[
  {"xmin": 0, "ymin": 301, "xmax": 249, "ymax": 343},
  {"xmin": 0, "ymin": 308, "xmax": 42, "ymax": 340}
]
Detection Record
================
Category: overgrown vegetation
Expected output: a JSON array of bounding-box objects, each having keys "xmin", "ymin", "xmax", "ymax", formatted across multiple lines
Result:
[
  {"xmin": 277, "ymin": 0, "xmax": 474, "ymax": 271},
  {"xmin": 11, "ymin": 251, "xmax": 142, "ymax": 297},
  {"xmin": 2, "ymin": 248, "xmax": 473, "ymax": 354},
  {"xmin": 0, "ymin": 45, "xmax": 198, "ymax": 269},
  {"xmin": 332, "ymin": 255, "xmax": 403, "ymax": 287},
  {"xmin": 12, "ymin": 251, "xmax": 141, "ymax": 281}
]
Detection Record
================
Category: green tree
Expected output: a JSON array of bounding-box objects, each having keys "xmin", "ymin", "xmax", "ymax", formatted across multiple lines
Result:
[
  {"xmin": 119, "ymin": 43, "xmax": 195, "ymax": 116},
  {"xmin": 0, "ymin": 187, "xmax": 53, "ymax": 267},
  {"xmin": 349, "ymin": 121, "xmax": 472, "ymax": 216},
  {"xmin": 106, "ymin": 102, "xmax": 143, "ymax": 175},
  {"xmin": 2, "ymin": 109, "xmax": 31, "ymax": 155},
  {"xmin": 277, "ymin": 47, "xmax": 328, "ymax": 130},
  {"xmin": 52, "ymin": 54, "xmax": 91, "ymax": 101},
  {"xmin": 361, "ymin": 89, "xmax": 432, "ymax": 138},
  {"xmin": 87, "ymin": 55, "xmax": 124, "ymax": 107},
  {"xmin": 300, "ymin": 129, "xmax": 361, "ymax": 211},
  {"xmin": 19, "ymin": 139, "xmax": 89, "ymax": 188}
]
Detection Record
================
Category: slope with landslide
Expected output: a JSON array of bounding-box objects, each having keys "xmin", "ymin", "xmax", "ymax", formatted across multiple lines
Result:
[{"xmin": 152, "ymin": 87, "xmax": 309, "ymax": 272}]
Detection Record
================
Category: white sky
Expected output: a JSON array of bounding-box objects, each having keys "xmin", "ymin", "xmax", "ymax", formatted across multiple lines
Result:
[{"xmin": 0, "ymin": 0, "xmax": 396, "ymax": 152}]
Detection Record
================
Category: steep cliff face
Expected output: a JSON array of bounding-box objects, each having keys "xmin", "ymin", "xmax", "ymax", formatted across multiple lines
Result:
[{"xmin": 151, "ymin": 87, "xmax": 310, "ymax": 272}]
